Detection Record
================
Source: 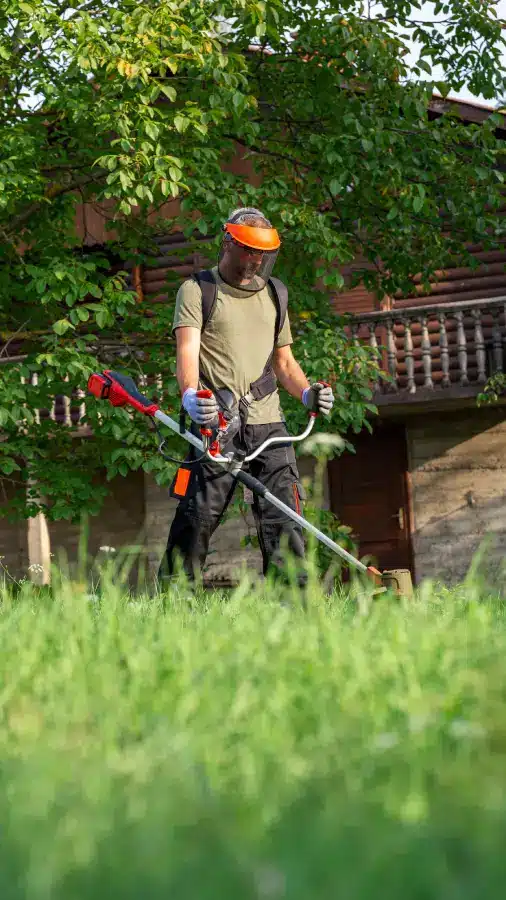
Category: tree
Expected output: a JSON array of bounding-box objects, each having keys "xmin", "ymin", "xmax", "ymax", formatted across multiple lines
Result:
[{"xmin": 0, "ymin": 0, "xmax": 505, "ymax": 521}]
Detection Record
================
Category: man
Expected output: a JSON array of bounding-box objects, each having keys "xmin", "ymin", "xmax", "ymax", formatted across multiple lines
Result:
[{"xmin": 158, "ymin": 206, "xmax": 334, "ymax": 584}]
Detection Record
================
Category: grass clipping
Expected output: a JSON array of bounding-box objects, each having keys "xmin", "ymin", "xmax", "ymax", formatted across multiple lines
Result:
[{"xmin": 0, "ymin": 569, "xmax": 506, "ymax": 898}]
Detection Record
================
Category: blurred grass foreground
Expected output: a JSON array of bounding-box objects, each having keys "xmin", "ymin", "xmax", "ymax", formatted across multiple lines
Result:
[{"xmin": 1, "ymin": 566, "xmax": 506, "ymax": 899}]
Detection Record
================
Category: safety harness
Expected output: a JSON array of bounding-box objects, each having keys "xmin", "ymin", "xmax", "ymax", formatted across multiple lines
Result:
[{"xmin": 191, "ymin": 268, "xmax": 289, "ymax": 424}]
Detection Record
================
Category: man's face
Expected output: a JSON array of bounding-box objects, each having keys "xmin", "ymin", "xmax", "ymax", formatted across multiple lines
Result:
[{"xmin": 223, "ymin": 240, "xmax": 264, "ymax": 286}]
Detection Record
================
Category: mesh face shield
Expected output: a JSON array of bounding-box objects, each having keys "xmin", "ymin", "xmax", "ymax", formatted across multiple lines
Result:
[{"xmin": 218, "ymin": 223, "xmax": 281, "ymax": 291}]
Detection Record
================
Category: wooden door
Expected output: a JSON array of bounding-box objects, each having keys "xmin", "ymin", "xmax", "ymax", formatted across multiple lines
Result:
[{"xmin": 327, "ymin": 423, "xmax": 413, "ymax": 575}]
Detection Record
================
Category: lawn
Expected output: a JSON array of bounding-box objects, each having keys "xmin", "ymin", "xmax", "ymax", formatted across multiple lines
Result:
[{"xmin": 1, "ymin": 568, "xmax": 506, "ymax": 899}]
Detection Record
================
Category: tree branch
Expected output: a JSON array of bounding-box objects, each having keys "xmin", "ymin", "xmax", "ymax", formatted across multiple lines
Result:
[{"xmin": 4, "ymin": 174, "xmax": 104, "ymax": 236}]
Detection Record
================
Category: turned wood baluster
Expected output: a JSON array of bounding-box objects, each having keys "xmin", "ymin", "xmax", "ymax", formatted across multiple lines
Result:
[
  {"xmin": 350, "ymin": 323, "xmax": 360, "ymax": 377},
  {"xmin": 438, "ymin": 312, "xmax": 450, "ymax": 387},
  {"xmin": 492, "ymin": 307, "xmax": 503, "ymax": 374},
  {"xmin": 63, "ymin": 374, "xmax": 72, "ymax": 426},
  {"xmin": 48, "ymin": 372, "xmax": 56, "ymax": 420},
  {"xmin": 30, "ymin": 372, "xmax": 41, "ymax": 425},
  {"xmin": 402, "ymin": 316, "xmax": 416, "ymax": 393},
  {"xmin": 368, "ymin": 322, "xmax": 380, "ymax": 391},
  {"xmin": 472, "ymin": 308, "xmax": 486, "ymax": 383},
  {"xmin": 76, "ymin": 387, "xmax": 86, "ymax": 424},
  {"xmin": 421, "ymin": 314, "xmax": 434, "ymax": 389},
  {"xmin": 455, "ymin": 310, "xmax": 468, "ymax": 385},
  {"xmin": 385, "ymin": 317, "xmax": 398, "ymax": 391}
]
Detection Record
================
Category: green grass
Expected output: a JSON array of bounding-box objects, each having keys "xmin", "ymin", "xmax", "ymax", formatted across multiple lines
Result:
[{"xmin": 1, "ymin": 568, "xmax": 506, "ymax": 899}]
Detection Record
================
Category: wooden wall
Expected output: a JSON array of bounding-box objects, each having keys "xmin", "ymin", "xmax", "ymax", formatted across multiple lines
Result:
[
  {"xmin": 394, "ymin": 244, "xmax": 506, "ymax": 310},
  {"xmin": 332, "ymin": 241, "xmax": 506, "ymax": 317},
  {"xmin": 407, "ymin": 407, "xmax": 506, "ymax": 585}
]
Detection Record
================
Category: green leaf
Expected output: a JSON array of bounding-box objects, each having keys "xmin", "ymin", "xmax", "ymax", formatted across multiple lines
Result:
[
  {"xmin": 160, "ymin": 84, "xmax": 177, "ymax": 102},
  {"xmin": 145, "ymin": 122, "xmax": 159, "ymax": 141},
  {"xmin": 435, "ymin": 81, "xmax": 451, "ymax": 99},
  {"xmin": 173, "ymin": 115, "xmax": 188, "ymax": 133},
  {"xmin": 53, "ymin": 319, "xmax": 73, "ymax": 336},
  {"xmin": 95, "ymin": 309, "xmax": 111, "ymax": 329},
  {"xmin": 119, "ymin": 170, "xmax": 131, "ymax": 191},
  {"xmin": 86, "ymin": 283, "xmax": 102, "ymax": 299},
  {"xmin": 0, "ymin": 458, "xmax": 20, "ymax": 474},
  {"xmin": 417, "ymin": 58, "xmax": 432, "ymax": 75}
]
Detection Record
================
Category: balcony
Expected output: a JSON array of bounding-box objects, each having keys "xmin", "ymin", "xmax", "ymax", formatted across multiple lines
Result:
[
  {"xmin": 5, "ymin": 296, "xmax": 506, "ymax": 425},
  {"xmin": 351, "ymin": 297, "xmax": 506, "ymax": 408}
]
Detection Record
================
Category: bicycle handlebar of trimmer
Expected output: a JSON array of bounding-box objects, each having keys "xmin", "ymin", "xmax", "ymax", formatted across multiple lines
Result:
[{"xmin": 87, "ymin": 370, "xmax": 317, "ymax": 459}]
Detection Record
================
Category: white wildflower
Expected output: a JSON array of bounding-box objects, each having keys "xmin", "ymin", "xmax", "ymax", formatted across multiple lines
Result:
[
  {"xmin": 371, "ymin": 731, "xmax": 399, "ymax": 751},
  {"xmin": 28, "ymin": 564, "xmax": 44, "ymax": 574},
  {"xmin": 99, "ymin": 546, "xmax": 116, "ymax": 554},
  {"xmin": 409, "ymin": 713, "xmax": 434, "ymax": 734},
  {"xmin": 253, "ymin": 865, "xmax": 286, "ymax": 899},
  {"xmin": 448, "ymin": 719, "xmax": 486, "ymax": 739}
]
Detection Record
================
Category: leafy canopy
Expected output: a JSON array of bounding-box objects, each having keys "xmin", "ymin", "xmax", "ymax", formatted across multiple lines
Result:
[{"xmin": 1, "ymin": 0, "xmax": 505, "ymax": 520}]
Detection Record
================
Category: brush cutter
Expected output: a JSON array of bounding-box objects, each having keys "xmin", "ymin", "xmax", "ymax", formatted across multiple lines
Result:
[{"xmin": 87, "ymin": 370, "xmax": 399, "ymax": 590}]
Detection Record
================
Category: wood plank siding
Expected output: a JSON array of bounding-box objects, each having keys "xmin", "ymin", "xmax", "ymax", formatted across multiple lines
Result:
[{"xmin": 140, "ymin": 233, "xmax": 214, "ymax": 306}]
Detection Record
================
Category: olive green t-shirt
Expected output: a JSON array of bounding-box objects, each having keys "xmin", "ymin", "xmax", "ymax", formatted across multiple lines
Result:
[{"xmin": 172, "ymin": 266, "xmax": 292, "ymax": 425}]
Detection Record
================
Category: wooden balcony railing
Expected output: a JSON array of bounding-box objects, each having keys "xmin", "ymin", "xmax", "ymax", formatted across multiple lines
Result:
[
  {"xmin": 5, "ymin": 296, "xmax": 506, "ymax": 426},
  {"xmin": 351, "ymin": 297, "xmax": 506, "ymax": 404}
]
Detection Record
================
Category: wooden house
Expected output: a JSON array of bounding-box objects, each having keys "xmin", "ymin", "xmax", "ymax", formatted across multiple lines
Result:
[{"xmin": 3, "ymin": 94, "xmax": 506, "ymax": 588}]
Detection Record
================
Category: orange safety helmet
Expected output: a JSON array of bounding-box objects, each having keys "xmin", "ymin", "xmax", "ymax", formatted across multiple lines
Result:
[
  {"xmin": 219, "ymin": 208, "xmax": 281, "ymax": 291},
  {"xmin": 223, "ymin": 222, "xmax": 281, "ymax": 251}
]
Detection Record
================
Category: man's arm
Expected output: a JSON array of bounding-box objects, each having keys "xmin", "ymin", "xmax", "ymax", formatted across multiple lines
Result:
[
  {"xmin": 272, "ymin": 344, "xmax": 310, "ymax": 400},
  {"xmin": 175, "ymin": 326, "xmax": 201, "ymax": 395}
]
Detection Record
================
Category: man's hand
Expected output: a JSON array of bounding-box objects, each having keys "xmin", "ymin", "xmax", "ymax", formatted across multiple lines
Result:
[
  {"xmin": 302, "ymin": 382, "xmax": 335, "ymax": 416},
  {"xmin": 182, "ymin": 388, "xmax": 219, "ymax": 426}
]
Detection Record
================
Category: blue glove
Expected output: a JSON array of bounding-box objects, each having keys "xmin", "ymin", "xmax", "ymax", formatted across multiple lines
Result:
[
  {"xmin": 302, "ymin": 382, "xmax": 334, "ymax": 416},
  {"xmin": 182, "ymin": 388, "xmax": 219, "ymax": 426}
]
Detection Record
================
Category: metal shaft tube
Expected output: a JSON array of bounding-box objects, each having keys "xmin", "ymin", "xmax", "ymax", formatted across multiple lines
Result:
[
  {"xmin": 262, "ymin": 487, "xmax": 368, "ymax": 573},
  {"xmin": 154, "ymin": 409, "xmax": 204, "ymax": 452}
]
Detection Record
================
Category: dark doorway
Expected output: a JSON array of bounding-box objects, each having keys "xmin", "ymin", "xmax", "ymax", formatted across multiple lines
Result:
[{"xmin": 327, "ymin": 423, "xmax": 414, "ymax": 575}]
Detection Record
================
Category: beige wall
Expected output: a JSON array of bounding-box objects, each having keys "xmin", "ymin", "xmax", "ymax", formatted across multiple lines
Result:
[{"xmin": 407, "ymin": 408, "xmax": 506, "ymax": 585}]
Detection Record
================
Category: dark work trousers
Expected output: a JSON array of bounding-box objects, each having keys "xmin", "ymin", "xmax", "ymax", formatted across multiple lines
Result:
[{"xmin": 158, "ymin": 422, "xmax": 307, "ymax": 584}]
